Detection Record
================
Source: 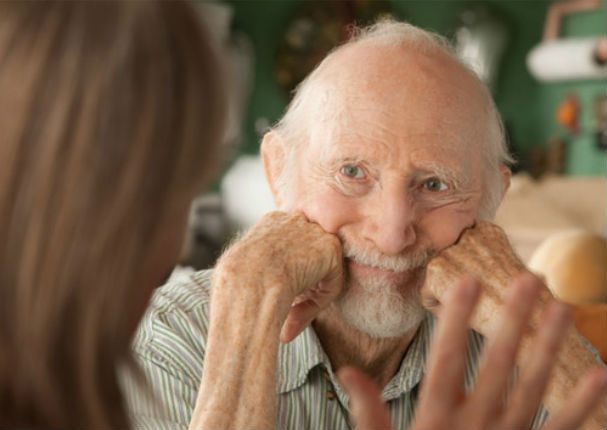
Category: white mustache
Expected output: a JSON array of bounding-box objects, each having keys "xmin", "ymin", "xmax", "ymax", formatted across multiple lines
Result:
[{"xmin": 342, "ymin": 241, "xmax": 431, "ymax": 273}]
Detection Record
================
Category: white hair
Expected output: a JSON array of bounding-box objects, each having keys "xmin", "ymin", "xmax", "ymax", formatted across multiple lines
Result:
[
  {"xmin": 335, "ymin": 274, "xmax": 426, "ymax": 338},
  {"xmin": 270, "ymin": 19, "xmax": 513, "ymax": 218}
]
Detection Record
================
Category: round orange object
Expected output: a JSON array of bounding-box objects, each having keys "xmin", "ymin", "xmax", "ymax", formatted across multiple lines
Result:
[{"xmin": 530, "ymin": 230, "xmax": 607, "ymax": 362}]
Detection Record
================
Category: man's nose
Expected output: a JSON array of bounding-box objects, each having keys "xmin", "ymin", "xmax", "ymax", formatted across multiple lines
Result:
[{"xmin": 362, "ymin": 189, "xmax": 417, "ymax": 256}]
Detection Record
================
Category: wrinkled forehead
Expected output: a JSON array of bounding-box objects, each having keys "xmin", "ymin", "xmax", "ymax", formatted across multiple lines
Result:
[{"xmin": 307, "ymin": 42, "xmax": 490, "ymax": 160}]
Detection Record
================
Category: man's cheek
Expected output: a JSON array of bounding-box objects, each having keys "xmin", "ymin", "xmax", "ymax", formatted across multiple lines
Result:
[
  {"xmin": 296, "ymin": 191, "xmax": 360, "ymax": 235},
  {"xmin": 420, "ymin": 209, "xmax": 476, "ymax": 250}
]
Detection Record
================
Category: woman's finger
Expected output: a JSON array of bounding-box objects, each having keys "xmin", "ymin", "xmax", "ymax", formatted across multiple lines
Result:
[
  {"xmin": 501, "ymin": 300, "xmax": 571, "ymax": 428},
  {"xmin": 417, "ymin": 277, "xmax": 481, "ymax": 414},
  {"xmin": 338, "ymin": 366, "xmax": 392, "ymax": 430},
  {"xmin": 467, "ymin": 273, "xmax": 541, "ymax": 423}
]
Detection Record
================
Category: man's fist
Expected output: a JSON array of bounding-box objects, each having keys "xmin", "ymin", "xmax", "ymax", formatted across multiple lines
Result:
[
  {"xmin": 216, "ymin": 211, "xmax": 344, "ymax": 342},
  {"xmin": 420, "ymin": 222, "xmax": 606, "ymax": 429}
]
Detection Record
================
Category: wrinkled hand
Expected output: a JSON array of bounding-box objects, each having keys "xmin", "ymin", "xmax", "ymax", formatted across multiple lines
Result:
[
  {"xmin": 422, "ymin": 221, "xmax": 534, "ymax": 334},
  {"xmin": 193, "ymin": 212, "xmax": 344, "ymax": 429},
  {"xmin": 339, "ymin": 275, "xmax": 607, "ymax": 430},
  {"xmin": 420, "ymin": 221, "xmax": 607, "ymax": 429},
  {"xmin": 216, "ymin": 211, "xmax": 344, "ymax": 342}
]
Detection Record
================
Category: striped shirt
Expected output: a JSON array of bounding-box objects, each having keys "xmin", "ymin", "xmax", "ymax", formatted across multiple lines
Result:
[{"xmin": 123, "ymin": 269, "xmax": 547, "ymax": 429}]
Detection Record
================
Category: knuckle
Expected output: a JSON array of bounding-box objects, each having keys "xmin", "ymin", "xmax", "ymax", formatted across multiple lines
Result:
[
  {"xmin": 322, "ymin": 234, "xmax": 342, "ymax": 257},
  {"xmin": 290, "ymin": 211, "xmax": 308, "ymax": 224},
  {"xmin": 264, "ymin": 210, "xmax": 284, "ymax": 222},
  {"xmin": 326, "ymin": 233, "xmax": 341, "ymax": 248}
]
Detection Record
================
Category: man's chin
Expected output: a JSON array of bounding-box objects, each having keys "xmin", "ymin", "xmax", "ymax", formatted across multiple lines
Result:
[{"xmin": 334, "ymin": 278, "xmax": 426, "ymax": 339}]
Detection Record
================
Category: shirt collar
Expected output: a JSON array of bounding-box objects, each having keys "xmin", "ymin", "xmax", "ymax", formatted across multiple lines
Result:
[
  {"xmin": 276, "ymin": 324, "xmax": 329, "ymax": 393},
  {"xmin": 382, "ymin": 312, "xmax": 434, "ymax": 400},
  {"xmin": 276, "ymin": 311, "xmax": 435, "ymax": 397}
]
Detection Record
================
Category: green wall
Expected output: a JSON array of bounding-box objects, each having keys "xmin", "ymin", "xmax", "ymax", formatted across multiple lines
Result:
[
  {"xmin": 535, "ymin": 8, "xmax": 606, "ymax": 175},
  {"xmin": 222, "ymin": 0, "xmax": 606, "ymax": 176}
]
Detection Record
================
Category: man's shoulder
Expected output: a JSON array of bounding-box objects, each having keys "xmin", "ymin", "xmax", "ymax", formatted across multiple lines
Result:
[
  {"xmin": 150, "ymin": 268, "xmax": 214, "ymax": 313},
  {"xmin": 133, "ymin": 268, "xmax": 215, "ymax": 353},
  {"xmin": 125, "ymin": 270, "xmax": 215, "ymax": 426}
]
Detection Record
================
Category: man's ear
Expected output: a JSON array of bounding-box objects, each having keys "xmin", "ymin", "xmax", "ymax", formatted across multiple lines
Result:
[
  {"xmin": 261, "ymin": 131, "xmax": 285, "ymax": 207},
  {"xmin": 499, "ymin": 164, "xmax": 511, "ymax": 196}
]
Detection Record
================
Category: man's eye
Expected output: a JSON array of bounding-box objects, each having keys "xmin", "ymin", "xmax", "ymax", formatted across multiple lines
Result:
[
  {"xmin": 423, "ymin": 177, "xmax": 448, "ymax": 192},
  {"xmin": 340, "ymin": 165, "xmax": 365, "ymax": 179}
]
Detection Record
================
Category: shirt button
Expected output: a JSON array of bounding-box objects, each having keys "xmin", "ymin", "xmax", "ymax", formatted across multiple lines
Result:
[{"xmin": 326, "ymin": 390, "xmax": 336, "ymax": 401}]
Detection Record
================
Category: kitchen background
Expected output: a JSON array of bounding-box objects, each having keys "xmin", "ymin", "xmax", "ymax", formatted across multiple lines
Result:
[{"xmin": 176, "ymin": 0, "xmax": 606, "ymax": 361}]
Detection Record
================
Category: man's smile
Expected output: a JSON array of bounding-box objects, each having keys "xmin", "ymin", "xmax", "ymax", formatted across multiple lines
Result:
[{"xmin": 346, "ymin": 257, "xmax": 420, "ymax": 285}]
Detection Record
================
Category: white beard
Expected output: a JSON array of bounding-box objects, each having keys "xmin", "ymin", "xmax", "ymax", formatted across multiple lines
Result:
[
  {"xmin": 334, "ymin": 239, "xmax": 430, "ymax": 338},
  {"xmin": 334, "ymin": 273, "xmax": 425, "ymax": 338}
]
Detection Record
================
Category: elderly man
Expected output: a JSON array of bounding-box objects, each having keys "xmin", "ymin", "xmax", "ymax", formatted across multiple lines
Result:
[{"xmin": 124, "ymin": 21, "xmax": 606, "ymax": 429}]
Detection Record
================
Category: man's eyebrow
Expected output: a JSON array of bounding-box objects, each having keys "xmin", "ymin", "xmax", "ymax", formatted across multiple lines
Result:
[
  {"xmin": 328, "ymin": 155, "xmax": 365, "ymax": 165},
  {"xmin": 416, "ymin": 162, "xmax": 470, "ymax": 188},
  {"xmin": 321, "ymin": 151, "xmax": 367, "ymax": 168}
]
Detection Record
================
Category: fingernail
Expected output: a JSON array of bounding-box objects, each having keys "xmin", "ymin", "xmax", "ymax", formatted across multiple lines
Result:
[
  {"xmin": 461, "ymin": 278, "xmax": 480, "ymax": 300},
  {"xmin": 550, "ymin": 301, "xmax": 572, "ymax": 325},
  {"xmin": 337, "ymin": 367, "xmax": 358, "ymax": 394},
  {"xmin": 521, "ymin": 277, "xmax": 539, "ymax": 294},
  {"xmin": 591, "ymin": 369, "xmax": 607, "ymax": 392},
  {"xmin": 444, "ymin": 278, "xmax": 479, "ymax": 305}
]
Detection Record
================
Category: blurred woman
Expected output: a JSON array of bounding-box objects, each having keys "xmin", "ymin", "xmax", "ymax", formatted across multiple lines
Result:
[{"xmin": 0, "ymin": 2, "xmax": 225, "ymax": 427}]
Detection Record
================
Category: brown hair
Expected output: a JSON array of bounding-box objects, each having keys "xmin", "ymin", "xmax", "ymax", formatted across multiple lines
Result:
[{"xmin": 0, "ymin": 2, "xmax": 225, "ymax": 427}]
